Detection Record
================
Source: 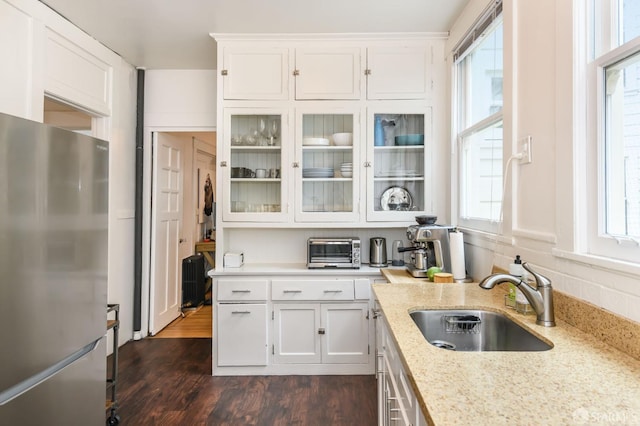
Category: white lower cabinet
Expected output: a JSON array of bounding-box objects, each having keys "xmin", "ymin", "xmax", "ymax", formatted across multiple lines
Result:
[
  {"xmin": 213, "ymin": 275, "xmax": 374, "ymax": 375},
  {"xmin": 273, "ymin": 302, "xmax": 369, "ymax": 364},
  {"xmin": 377, "ymin": 310, "xmax": 426, "ymax": 426},
  {"xmin": 217, "ymin": 303, "xmax": 268, "ymax": 366}
]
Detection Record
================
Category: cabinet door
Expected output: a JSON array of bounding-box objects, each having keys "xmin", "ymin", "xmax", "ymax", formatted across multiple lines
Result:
[
  {"xmin": 294, "ymin": 107, "xmax": 362, "ymax": 222},
  {"xmin": 221, "ymin": 108, "xmax": 290, "ymax": 222},
  {"xmin": 221, "ymin": 46, "xmax": 290, "ymax": 100},
  {"xmin": 367, "ymin": 46, "xmax": 431, "ymax": 100},
  {"xmin": 321, "ymin": 303, "xmax": 369, "ymax": 364},
  {"xmin": 273, "ymin": 303, "xmax": 321, "ymax": 364},
  {"xmin": 295, "ymin": 47, "xmax": 362, "ymax": 99},
  {"xmin": 366, "ymin": 106, "xmax": 433, "ymax": 222},
  {"xmin": 217, "ymin": 303, "xmax": 268, "ymax": 366}
]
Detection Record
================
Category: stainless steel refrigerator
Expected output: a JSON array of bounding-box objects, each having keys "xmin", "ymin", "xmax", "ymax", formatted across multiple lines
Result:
[{"xmin": 0, "ymin": 112, "xmax": 108, "ymax": 425}]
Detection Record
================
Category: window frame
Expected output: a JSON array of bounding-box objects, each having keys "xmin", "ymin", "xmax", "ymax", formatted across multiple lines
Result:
[
  {"xmin": 454, "ymin": 11, "xmax": 504, "ymax": 234},
  {"xmin": 586, "ymin": 1, "xmax": 640, "ymax": 263}
]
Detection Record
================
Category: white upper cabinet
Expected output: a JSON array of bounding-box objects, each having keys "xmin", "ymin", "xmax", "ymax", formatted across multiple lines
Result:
[
  {"xmin": 221, "ymin": 46, "xmax": 290, "ymax": 100},
  {"xmin": 294, "ymin": 47, "xmax": 362, "ymax": 100},
  {"xmin": 366, "ymin": 46, "xmax": 432, "ymax": 100}
]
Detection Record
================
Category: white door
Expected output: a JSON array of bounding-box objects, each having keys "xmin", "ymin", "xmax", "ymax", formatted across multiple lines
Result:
[
  {"xmin": 321, "ymin": 303, "xmax": 369, "ymax": 364},
  {"xmin": 222, "ymin": 46, "xmax": 290, "ymax": 100},
  {"xmin": 295, "ymin": 47, "xmax": 362, "ymax": 99},
  {"xmin": 150, "ymin": 132, "xmax": 185, "ymax": 335},
  {"xmin": 217, "ymin": 303, "xmax": 269, "ymax": 366},
  {"xmin": 366, "ymin": 46, "xmax": 431, "ymax": 100},
  {"xmin": 273, "ymin": 303, "xmax": 321, "ymax": 364}
]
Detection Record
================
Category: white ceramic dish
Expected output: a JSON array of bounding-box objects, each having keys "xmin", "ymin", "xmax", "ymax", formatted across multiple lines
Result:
[
  {"xmin": 303, "ymin": 137, "xmax": 330, "ymax": 146},
  {"xmin": 332, "ymin": 133, "xmax": 353, "ymax": 146}
]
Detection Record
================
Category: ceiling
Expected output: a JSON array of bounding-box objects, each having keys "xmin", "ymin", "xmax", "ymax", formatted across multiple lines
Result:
[{"xmin": 39, "ymin": 0, "xmax": 470, "ymax": 70}]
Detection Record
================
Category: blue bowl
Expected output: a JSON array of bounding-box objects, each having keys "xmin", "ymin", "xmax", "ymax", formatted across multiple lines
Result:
[{"xmin": 395, "ymin": 134, "xmax": 424, "ymax": 146}]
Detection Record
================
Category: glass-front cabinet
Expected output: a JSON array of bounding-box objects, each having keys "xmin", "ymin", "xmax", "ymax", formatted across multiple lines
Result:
[
  {"xmin": 295, "ymin": 108, "xmax": 361, "ymax": 222},
  {"xmin": 222, "ymin": 108, "xmax": 289, "ymax": 222},
  {"xmin": 367, "ymin": 106, "xmax": 432, "ymax": 221}
]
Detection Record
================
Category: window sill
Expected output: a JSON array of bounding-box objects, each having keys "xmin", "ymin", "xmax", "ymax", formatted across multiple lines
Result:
[{"xmin": 552, "ymin": 248, "xmax": 640, "ymax": 278}]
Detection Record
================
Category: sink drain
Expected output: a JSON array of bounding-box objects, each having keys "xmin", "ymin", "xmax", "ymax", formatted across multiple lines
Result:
[{"xmin": 430, "ymin": 340, "xmax": 456, "ymax": 351}]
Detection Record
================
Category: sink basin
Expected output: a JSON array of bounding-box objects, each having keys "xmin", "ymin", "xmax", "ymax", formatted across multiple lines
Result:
[{"xmin": 409, "ymin": 309, "xmax": 553, "ymax": 352}]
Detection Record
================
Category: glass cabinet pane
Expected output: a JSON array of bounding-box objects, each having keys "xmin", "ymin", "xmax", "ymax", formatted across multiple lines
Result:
[
  {"xmin": 299, "ymin": 113, "xmax": 356, "ymax": 218},
  {"xmin": 229, "ymin": 113, "xmax": 283, "ymax": 214},
  {"xmin": 371, "ymin": 112, "xmax": 427, "ymax": 215}
]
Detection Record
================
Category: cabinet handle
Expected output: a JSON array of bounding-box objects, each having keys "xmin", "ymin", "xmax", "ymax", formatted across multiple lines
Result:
[
  {"xmin": 221, "ymin": 69, "xmax": 228, "ymax": 76},
  {"xmin": 372, "ymin": 308, "xmax": 381, "ymax": 318},
  {"xmin": 323, "ymin": 290, "xmax": 343, "ymax": 293},
  {"xmin": 231, "ymin": 311, "xmax": 251, "ymax": 314},
  {"xmin": 231, "ymin": 290, "xmax": 251, "ymax": 293},
  {"xmin": 293, "ymin": 69, "xmax": 300, "ymax": 76},
  {"xmin": 283, "ymin": 290, "xmax": 302, "ymax": 293},
  {"xmin": 318, "ymin": 328, "xmax": 325, "ymax": 335},
  {"xmin": 220, "ymin": 161, "xmax": 228, "ymax": 167}
]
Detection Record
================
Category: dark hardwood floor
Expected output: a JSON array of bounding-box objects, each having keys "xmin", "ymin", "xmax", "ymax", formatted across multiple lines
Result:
[{"xmin": 108, "ymin": 338, "xmax": 377, "ymax": 425}]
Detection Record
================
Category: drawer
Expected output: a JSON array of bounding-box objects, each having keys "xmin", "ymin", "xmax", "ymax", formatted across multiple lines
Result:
[
  {"xmin": 217, "ymin": 279, "xmax": 268, "ymax": 301},
  {"xmin": 271, "ymin": 279, "xmax": 354, "ymax": 301}
]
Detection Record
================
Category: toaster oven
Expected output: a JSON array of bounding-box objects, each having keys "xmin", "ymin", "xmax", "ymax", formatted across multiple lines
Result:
[{"xmin": 307, "ymin": 237, "xmax": 361, "ymax": 269}]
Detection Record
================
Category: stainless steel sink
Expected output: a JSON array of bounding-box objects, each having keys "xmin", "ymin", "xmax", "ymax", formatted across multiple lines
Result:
[{"xmin": 409, "ymin": 309, "xmax": 553, "ymax": 352}]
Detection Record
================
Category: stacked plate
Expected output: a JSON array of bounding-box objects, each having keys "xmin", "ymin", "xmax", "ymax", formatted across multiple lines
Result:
[
  {"xmin": 340, "ymin": 162, "xmax": 353, "ymax": 178},
  {"xmin": 303, "ymin": 167, "xmax": 334, "ymax": 178},
  {"xmin": 303, "ymin": 137, "xmax": 330, "ymax": 146}
]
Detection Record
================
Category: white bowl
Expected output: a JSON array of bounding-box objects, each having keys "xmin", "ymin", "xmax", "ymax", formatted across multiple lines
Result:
[
  {"xmin": 341, "ymin": 171, "xmax": 353, "ymax": 178},
  {"xmin": 332, "ymin": 133, "xmax": 353, "ymax": 146}
]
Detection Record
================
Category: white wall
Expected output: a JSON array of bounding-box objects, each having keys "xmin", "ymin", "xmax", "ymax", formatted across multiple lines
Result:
[
  {"xmin": 141, "ymin": 70, "xmax": 216, "ymax": 337},
  {"xmin": 1, "ymin": 0, "xmax": 138, "ymax": 347},
  {"xmin": 448, "ymin": 0, "xmax": 640, "ymax": 323}
]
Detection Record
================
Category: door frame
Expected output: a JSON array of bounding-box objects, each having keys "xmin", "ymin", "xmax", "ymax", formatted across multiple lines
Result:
[{"xmin": 140, "ymin": 126, "xmax": 215, "ymax": 339}]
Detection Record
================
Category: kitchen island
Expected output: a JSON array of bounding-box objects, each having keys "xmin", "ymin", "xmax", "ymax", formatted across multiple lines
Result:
[{"xmin": 374, "ymin": 269, "xmax": 640, "ymax": 425}]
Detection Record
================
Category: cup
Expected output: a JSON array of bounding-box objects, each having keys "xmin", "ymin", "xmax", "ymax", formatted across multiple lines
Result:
[
  {"xmin": 256, "ymin": 168, "xmax": 267, "ymax": 179},
  {"xmin": 268, "ymin": 168, "xmax": 277, "ymax": 178}
]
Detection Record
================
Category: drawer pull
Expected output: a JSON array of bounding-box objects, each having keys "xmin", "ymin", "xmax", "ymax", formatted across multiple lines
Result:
[
  {"xmin": 231, "ymin": 290, "xmax": 251, "ymax": 293},
  {"xmin": 231, "ymin": 311, "xmax": 251, "ymax": 314},
  {"xmin": 323, "ymin": 289, "xmax": 343, "ymax": 293},
  {"xmin": 283, "ymin": 290, "xmax": 302, "ymax": 293}
]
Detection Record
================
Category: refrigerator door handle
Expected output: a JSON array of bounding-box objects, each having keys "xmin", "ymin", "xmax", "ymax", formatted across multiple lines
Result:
[{"xmin": 0, "ymin": 338, "xmax": 102, "ymax": 406}]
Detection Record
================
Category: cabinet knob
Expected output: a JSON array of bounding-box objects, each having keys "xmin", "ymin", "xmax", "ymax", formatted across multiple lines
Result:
[
  {"xmin": 220, "ymin": 161, "xmax": 228, "ymax": 167},
  {"xmin": 364, "ymin": 69, "xmax": 371, "ymax": 75},
  {"xmin": 292, "ymin": 162, "xmax": 299, "ymax": 168},
  {"xmin": 364, "ymin": 161, "xmax": 372, "ymax": 168},
  {"xmin": 293, "ymin": 69, "xmax": 300, "ymax": 76},
  {"xmin": 318, "ymin": 328, "xmax": 325, "ymax": 335},
  {"xmin": 221, "ymin": 69, "xmax": 228, "ymax": 76}
]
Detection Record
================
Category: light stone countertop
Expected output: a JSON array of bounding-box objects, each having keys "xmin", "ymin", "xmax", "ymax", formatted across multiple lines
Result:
[{"xmin": 375, "ymin": 269, "xmax": 640, "ymax": 426}]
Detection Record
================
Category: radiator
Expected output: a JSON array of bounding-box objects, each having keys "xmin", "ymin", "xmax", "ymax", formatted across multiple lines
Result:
[{"xmin": 182, "ymin": 254, "xmax": 205, "ymax": 308}]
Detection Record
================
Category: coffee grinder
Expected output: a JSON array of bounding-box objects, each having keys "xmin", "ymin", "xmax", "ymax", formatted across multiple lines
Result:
[{"xmin": 399, "ymin": 222, "xmax": 455, "ymax": 278}]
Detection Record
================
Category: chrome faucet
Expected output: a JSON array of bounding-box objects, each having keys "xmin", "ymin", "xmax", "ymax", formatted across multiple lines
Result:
[{"xmin": 479, "ymin": 263, "xmax": 555, "ymax": 327}]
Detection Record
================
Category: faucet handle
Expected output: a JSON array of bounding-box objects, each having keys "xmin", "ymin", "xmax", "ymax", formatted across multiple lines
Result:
[{"xmin": 523, "ymin": 262, "xmax": 551, "ymax": 288}]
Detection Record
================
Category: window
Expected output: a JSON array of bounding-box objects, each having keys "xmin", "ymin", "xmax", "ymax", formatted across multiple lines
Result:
[
  {"xmin": 454, "ymin": 1, "xmax": 504, "ymax": 231},
  {"xmin": 588, "ymin": 0, "xmax": 640, "ymax": 262}
]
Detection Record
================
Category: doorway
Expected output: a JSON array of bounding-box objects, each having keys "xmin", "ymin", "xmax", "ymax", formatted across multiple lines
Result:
[{"xmin": 145, "ymin": 130, "xmax": 216, "ymax": 337}]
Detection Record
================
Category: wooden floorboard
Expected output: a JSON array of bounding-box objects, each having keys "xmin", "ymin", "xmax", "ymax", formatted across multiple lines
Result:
[
  {"xmin": 109, "ymin": 338, "xmax": 377, "ymax": 425},
  {"xmin": 154, "ymin": 304, "xmax": 212, "ymax": 338}
]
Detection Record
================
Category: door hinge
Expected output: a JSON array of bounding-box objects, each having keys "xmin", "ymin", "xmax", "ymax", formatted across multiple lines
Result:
[
  {"xmin": 368, "ymin": 344, "xmax": 370, "ymax": 355},
  {"xmin": 272, "ymin": 311, "xmax": 274, "ymax": 320},
  {"xmin": 272, "ymin": 344, "xmax": 274, "ymax": 355}
]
